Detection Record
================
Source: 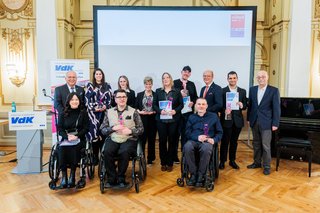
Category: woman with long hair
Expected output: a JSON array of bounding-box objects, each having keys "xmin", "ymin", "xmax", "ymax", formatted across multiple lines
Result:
[
  {"xmin": 113, "ymin": 75, "xmax": 136, "ymax": 108},
  {"xmin": 58, "ymin": 92, "xmax": 89, "ymax": 188},
  {"xmin": 153, "ymin": 72, "xmax": 183, "ymax": 172},
  {"xmin": 85, "ymin": 68, "xmax": 113, "ymax": 164}
]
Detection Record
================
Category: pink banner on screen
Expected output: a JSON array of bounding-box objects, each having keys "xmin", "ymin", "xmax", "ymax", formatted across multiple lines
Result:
[{"xmin": 230, "ymin": 14, "xmax": 245, "ymax": 37}]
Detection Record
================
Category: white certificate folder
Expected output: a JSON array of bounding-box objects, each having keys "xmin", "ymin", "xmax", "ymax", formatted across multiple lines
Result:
[{"xmin": 226, "ymin": 92, "xmax": 239, "ymax": 110}]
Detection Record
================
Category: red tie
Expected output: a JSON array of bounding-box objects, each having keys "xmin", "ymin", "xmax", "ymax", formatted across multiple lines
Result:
[{"xmin": 203, "ymin": 86, "xmax": 209, "ymax": 98}]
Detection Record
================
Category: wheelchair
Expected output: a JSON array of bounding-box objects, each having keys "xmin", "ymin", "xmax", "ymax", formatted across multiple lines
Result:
[
  {"xmin": 98, "ymin": 139, "xmax": 147, "ymax": 193},
  {"xmin": 176, "ymin": 142, "xmax": 219, "ymax": 192},
  {"xmin": 48, "ymin": 138, "xmax": 95, "ymax": 190}
]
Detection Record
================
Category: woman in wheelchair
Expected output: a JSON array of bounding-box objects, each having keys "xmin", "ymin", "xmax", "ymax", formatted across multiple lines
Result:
[
  {"xmin": 57, "ymin": 92, "xmax": 89, "ymax": 188},
  {"xmin": 183, "ymin": 98, "xmax": 223, "ymax": 187},
  {"xmin": 100, "ymin": 89, "xmax": 144, "ymax": 188}
]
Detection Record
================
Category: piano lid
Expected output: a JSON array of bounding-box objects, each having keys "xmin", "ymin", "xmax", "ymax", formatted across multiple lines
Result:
[{"xmin": 281, "ymin": 97, "xmax": 320, "ymax": 120}]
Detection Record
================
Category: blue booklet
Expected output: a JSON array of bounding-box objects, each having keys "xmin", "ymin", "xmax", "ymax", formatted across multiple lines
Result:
[{"xmin": 159, "ymin": 100, "xmax": 172, "ymax": 119}]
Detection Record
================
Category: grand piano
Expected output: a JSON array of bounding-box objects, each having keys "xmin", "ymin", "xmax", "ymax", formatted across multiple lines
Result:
[{"xmin": 271, "ymin": 97, "xmax": 320, "ymax": 163}]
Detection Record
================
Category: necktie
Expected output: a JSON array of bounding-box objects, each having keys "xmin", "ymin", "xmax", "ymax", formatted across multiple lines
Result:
[
  {"xmin": 71, "ymin": 87, "xmax": 75, "ymax": 93},
  {"xmin": 203, "ymin": 86, "xmax": 209, "ymax": 98}
]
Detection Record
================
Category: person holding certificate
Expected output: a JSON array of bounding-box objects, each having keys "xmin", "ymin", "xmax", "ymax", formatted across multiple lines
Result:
[
  {"xmin": 153, "ymin": 72, "xmax": 183, "ymax": 172},
  {"xmin": 173, "ymin": 65, "xmax": 198, "ymax": 163},
  {"xmin": 219, "ymin": 71, "xmax": 247, "ymax": 170}
]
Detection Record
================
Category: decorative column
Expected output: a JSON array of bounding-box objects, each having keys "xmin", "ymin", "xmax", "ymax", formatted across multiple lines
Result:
[
  {"xmin": 286, "ymin": 0, "xmax": 312, "ymax": 97},
  {"xmin": 36, "ymin": 0, "xmax": 58, "ymax": 104}
]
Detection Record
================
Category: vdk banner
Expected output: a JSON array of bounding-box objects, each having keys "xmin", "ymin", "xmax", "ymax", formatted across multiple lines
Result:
[{"xmin": 9, "ymin": 111, "xmax": 47, "ymax": 131}]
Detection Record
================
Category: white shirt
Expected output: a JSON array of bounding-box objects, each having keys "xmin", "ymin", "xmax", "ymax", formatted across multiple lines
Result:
[
  {"xmin": 68, "ymin": 85, "xmax": 76, "ymax": 93},
  {"xmin": 257, "ymin": 85, "xmax": 267, "ymax": 105}
]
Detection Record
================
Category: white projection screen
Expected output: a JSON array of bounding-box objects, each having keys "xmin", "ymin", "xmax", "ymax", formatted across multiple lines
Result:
[{"xmin": 93, "ymin": 6, "xmax": 257, "ymax": 94}]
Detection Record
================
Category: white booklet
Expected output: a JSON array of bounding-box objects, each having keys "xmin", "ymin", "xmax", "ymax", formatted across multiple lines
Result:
[
  {"xmin": 159, "ymin": 100, "xmax": 172, "ymax": 119},
  {"xmin": 60, "ymin": 138, "xmax": 80, "ymax": 146},
  {"xmin": 181, "ymin": 96, "xmax": 192, "ymax": 114},
  {"xmin": 226, "ymin": 92, "xmax": 239, "ymax": 110}
]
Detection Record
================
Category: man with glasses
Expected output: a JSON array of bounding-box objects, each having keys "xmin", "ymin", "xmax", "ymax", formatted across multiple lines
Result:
[
  {"xmin": 54, "ymin": 70, "xmax": 84, "ymax": 114},
  {"xmin": 100, "ymin": 89, "xmax": 144, "ymax": 187},
  {"xmin": 247, "ymin": 70, "xmax": 280, "ymax": 175}
]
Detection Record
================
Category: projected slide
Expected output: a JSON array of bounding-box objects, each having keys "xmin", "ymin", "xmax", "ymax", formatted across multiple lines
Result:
[{"xmin": 94, "ymin": 7, "xmax": 256, "ymax": 93}]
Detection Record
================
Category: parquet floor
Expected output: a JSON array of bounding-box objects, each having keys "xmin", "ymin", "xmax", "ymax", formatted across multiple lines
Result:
[{"xmin": 1, "ymin": 141, "xmax": 320, "ymax": 212}]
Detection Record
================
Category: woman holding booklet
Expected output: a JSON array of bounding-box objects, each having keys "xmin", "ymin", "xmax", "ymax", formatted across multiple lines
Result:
[
  {"xmin": 153, "ymin": 72, "xmax": 183, "ymax": 172},
  {"xmin": 57, "ymin": 92, "xmax": 89, "ymax": 188}
]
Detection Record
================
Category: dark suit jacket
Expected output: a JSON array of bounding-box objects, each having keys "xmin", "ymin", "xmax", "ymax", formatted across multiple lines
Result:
[
  {"xmin": 173, "ymin": 79, "xmax": 198, "ymax": 112},
  {"xmin": 135, "ymin": 90, "xmax": 156, "ymax": 111},
  {"xmin": 220, "ymin": 86, "xmax": 247, "ymax": 128},
  {"xmin": 247, "ymin": 85, "xmax": 280, "ymax": 130},
  {"xmin": 200, "ymin": 82, "xmax": 223, "ymax": 114},
  {"xmin": 54, "ymin": 84, "xmax": 85, "ymax": 114}
]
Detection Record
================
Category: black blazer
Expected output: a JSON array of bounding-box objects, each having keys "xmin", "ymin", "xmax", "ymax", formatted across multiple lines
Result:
[
  {"xmin": 135, "ymin": 90, "xmax": 156, "ymax": 111},
  {"xmin": 173, "ymin": 79, "xmax": 198, "ymax": 111},
  {"xmin": 153, "ymin": 88, "xmax": 183, "ymax": 122},
  {"xmin": 247, "ymin": 85, "xmax": 280, "ymax": 130},
  {"xmin": 54, "ymin": 84, "xmax": 85, "ymax": 114},
  {"xmin": 220, "ymin": 86, "xmax": 247, "ymax": 128},
  {"xmin": 200, "ymin": 82, "xmax": 223, "ymax": 114},
  {"xmin": 113, "ymin": 89, "xmax": 136, "ymax": 108}
]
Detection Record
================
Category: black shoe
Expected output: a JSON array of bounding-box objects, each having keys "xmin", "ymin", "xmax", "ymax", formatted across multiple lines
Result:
[
  {"xmin": 59, "ymin": 170, "xmax": 68, "ymax": 188},
  {"xmin": 118, "ymin": 181, "xmax": 129, "ymax": 188},
  {"xmin": 68, "ymin": 169, "xmax": 76, "ymax": 188},
  {"xmin": 229, "ymin": 161, "xmax": 240, "ymax": 169},
  {"xmin": 263, "ymin": 168, "xmax": 271, "ymax": 175},
  {"xmin": 219, "ymin": 162, "xmax": 225, "ymax": 170},
  {"xmin": 174, "ymin": 157, "xmax": 180, "ymax": 164},
  {"xmin": 195, "ymin": 174, "xmax": 204, "ymax": 187},
  {"xmin": 187, "ymin": 174, "xmax": 196, "ymax": 186},
  {"xmin": 247, "ymin": 163, "xmax": 262, "ymax": 169}
]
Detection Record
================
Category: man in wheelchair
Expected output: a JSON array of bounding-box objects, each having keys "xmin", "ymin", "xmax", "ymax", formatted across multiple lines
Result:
[
  {"xmin": 100, "ymin": 89, "xmax": 144, "ymax": 188},
  {"xmin": 184, "ymin": 98, "xmax": 223, "ymax": 187}
]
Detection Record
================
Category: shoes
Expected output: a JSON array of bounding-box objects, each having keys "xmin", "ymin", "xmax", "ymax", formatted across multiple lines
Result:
[
  {"xmin": 229, "ymin": 161, "xmax": 240, "ymax": 169},
  {"xmin": 161, "ymin": 165, "xmax": 167, "ymax": 171},
  {"xmin": 195, "ymin": 173, "xmax": 204, "ymax": 187},
  {"xmin": 219, "ymin": 162, "xmax": 225, "ymax": 170},
  {"xmin": 174, "ymin": 157, "xmax": 180, "ymax": 164},
  {"xmin": 60, "ymin": 170, "xmax": 68, "ymax": 189},
  {"xmin": 68, "ymin": 169, "xmax": 76, "ymax": 188},
  {"xmin": 247, "ymin": 163, "xmax": 262, "ymax": 169},
  {"xmin": 167, "ymin": 166, "xmax": 173, "ymax": 172},
  {"xmin": 187, "ymin": 174, "xmax": 196, "ymax": 186},
  {"xmin": 263, "ymin": 168, "xmax": 271, "ymax": 175},
  {"xmin": 119, "ymin": 181, "xmax": 129, "ymax": 188}
]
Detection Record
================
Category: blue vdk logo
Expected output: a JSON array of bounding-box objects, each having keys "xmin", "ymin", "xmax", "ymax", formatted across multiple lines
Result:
[{"xmin": 11, "ymin": 117, "xmax": 34, "ymax": 124}]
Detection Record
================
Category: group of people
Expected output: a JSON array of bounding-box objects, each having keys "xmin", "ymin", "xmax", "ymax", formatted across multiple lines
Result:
[{"xmin": 53, "ymin": 65, "xmax": 280, "ymax": 188}]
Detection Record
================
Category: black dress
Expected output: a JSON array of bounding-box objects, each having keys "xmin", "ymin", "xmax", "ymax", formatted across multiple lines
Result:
[{"xmin": 57, "ymin": 108, "xmax": 89, "ymax": 170}]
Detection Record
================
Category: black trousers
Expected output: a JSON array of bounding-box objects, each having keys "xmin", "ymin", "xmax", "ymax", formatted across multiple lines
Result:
[
  {"xmin": 139, "ymin": 114, "xmax": 157, "ymax": 163},
  {"xmin": 175, "ymin": 112, "xmax": 192, "ymax": 156},
  {"xmin": 58, "ymin": 143, "xmax": 82, "ymax": 170},
  {"xmin": 184, "ymin": 140, "xmax": 213, "ymax": 175},
  {"xmin": 220, "ymin": 125, "xmax": 242, "ymax": 162},
  {"xmin": 104, "ymin": 139, "xmax": 137, "ymax": 183},
  {"xmin": 157, "ymin": 121, "xmax": 178, "ymax": 167}
]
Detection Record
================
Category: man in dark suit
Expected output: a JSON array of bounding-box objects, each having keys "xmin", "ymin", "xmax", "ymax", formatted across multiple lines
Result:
[
  {"xmin": 54, "ymin": 70, "xmax": 85, "ymax": 114},
  {"xmin": 200, "ymin": 70, "xmax": 223, "ymax": 114},
  {"xmin": 219, "ymin": 71, "xmax": 247, "ymax": 170},
  {"xmin": 247, "ymin": 70, "xmax": 280, "ymax": 175},
  {"xmin": 173, "ymin": 65, "xmax": 198, "ymax": 163}
]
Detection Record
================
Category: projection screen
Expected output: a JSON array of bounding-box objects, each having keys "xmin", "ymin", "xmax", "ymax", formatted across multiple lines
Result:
[{"xmin": 93, "ymin": 6, "xmax": 257, "ymax": 94}]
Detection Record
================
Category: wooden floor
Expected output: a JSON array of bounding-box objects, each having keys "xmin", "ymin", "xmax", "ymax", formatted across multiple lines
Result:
[{"xmin": 1, "ymin": 142, "xmax": 320, "ymax": 212}]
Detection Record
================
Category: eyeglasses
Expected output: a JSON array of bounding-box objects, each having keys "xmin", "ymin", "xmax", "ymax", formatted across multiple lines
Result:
[{"xmin": 115, "ymin": 96, "xmax": 127, "ymax": 99}]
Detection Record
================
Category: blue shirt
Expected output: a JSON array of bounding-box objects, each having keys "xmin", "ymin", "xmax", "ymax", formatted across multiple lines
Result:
[{"xmin": 185, "ymin": 112, "xmax": 223, "ymax": 143}]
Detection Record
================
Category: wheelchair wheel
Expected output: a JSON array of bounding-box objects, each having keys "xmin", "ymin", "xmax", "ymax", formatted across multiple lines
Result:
[
  {"xmin": 206, "ymin": 182, "xmax": 214, "ymax": 192},
  {"xmin": 48, "ymin": 180, "xmax": 56, "ymax": 190},
  {"xmin": 176, "ymin": 178, "xmax": 184, "ymax": 187},
  {"xmin": 48, "ymin": 145, "xmax": 59, "ymax": 181},
  {"xmin": 215, "ymin": 147, "xmax": 219, "ymax": 179},
  {"xmin": 134, "ymin": 174, "xmax": 140, "ymax": 193},
  {"xmin": 138, "ymin": 155, "xmax": 147, "ymax": 181},
  {"xmin": 86, "ymin": 149, "xmax": 95, "ymax": 180},
  {"xmin": 100, "ymin": 180, "xmax": 105, "ymax": 194}
]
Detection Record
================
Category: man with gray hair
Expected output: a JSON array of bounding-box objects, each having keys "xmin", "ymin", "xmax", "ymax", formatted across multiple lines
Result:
[
  {"xmin": 54, "ymin": 70, "xmax": 85, "ymax": 114},
  {"xmin": 247, "ymin": 70, "xmax": 280, "ymax": 175}
]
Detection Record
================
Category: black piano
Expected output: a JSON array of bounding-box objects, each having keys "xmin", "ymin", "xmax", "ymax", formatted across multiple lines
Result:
[{"xmin": 271, "ymin": 97, "xmax": 320, "ymax": 163}]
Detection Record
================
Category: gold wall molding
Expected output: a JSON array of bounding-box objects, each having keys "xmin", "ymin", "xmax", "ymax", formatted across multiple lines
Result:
[
  {"xmin": 315, "ymin": 0, "xmax": 320, "ymax": 18},
  {"xmin": 2, "ymin": 28, "xmax": 30, "ymax": 55},
  {"xmin": 107, "ymin": 0, "xmax": 146, "ymax": 6},
  {"xmin": 0, "ymin": 0, "xmax": 33, "ymax": 20}
]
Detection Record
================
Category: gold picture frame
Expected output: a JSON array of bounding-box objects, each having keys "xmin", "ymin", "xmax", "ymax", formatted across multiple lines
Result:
[{"xmin": 0, "ymin": 0, "xmax": 28, "ymax": 14}]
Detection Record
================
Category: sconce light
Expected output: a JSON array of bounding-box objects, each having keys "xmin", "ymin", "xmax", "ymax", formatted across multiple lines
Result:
[{"xmin": 6, "ymin": 63, "xmax": 27, "ymax": 87}]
